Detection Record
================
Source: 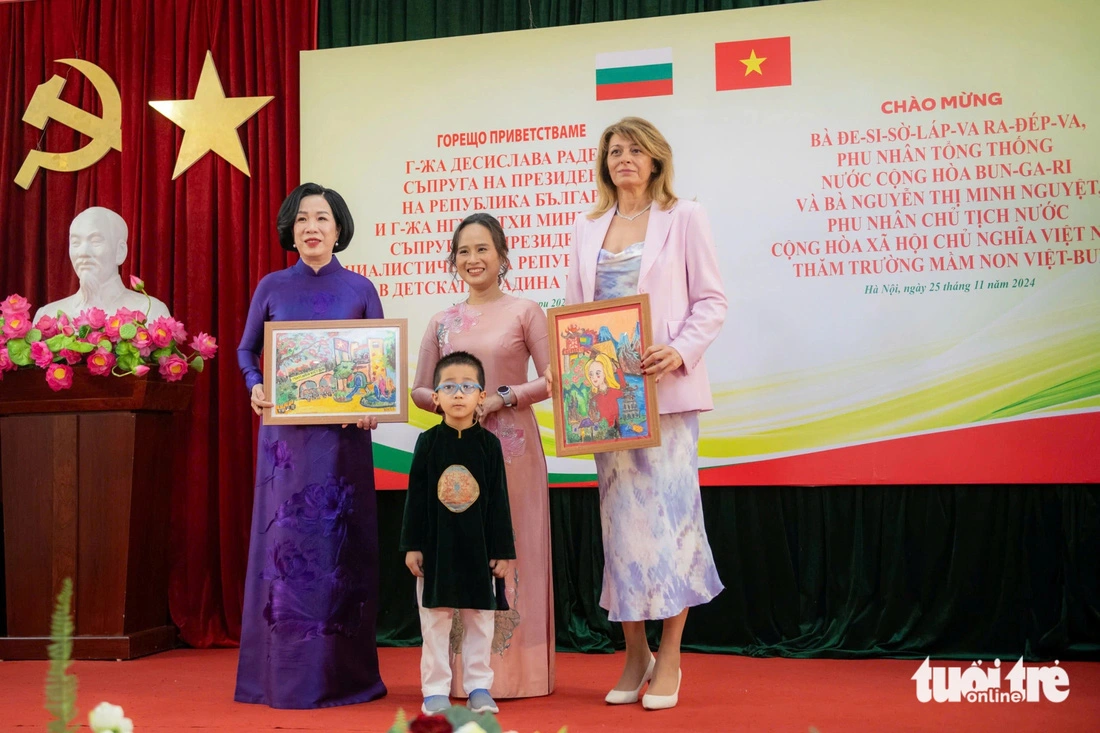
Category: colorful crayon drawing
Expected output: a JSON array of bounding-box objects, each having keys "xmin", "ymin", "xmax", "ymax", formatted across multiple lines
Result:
[
  {"xmin": 263, "ymin": 319, "xmax": 408, "ymax": 425},
  {"xmin": 548, "ymin": 296, "xmax": 660, "ymax": 456}
]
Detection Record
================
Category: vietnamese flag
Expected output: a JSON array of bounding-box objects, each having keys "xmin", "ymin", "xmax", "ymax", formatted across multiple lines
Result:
[{"xmin": 715, "ymin": 36, "xmax": 792, "ymax": 91}]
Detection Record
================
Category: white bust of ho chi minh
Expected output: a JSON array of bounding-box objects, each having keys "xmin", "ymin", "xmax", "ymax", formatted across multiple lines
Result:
[{"xmin": 33, "ymin": 207, "xmax": 171, "ymax": 324}]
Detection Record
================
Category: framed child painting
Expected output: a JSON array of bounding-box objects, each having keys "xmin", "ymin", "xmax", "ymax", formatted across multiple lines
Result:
[
  {"xmin": 262, "ymin": 318, "xmax": 408, "ymax": 425},
  {"xmin": 547, "ymin": 295, "xmax": 660, "ymax": 457}
]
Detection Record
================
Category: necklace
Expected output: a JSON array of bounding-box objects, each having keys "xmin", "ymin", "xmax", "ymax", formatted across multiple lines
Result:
[{"xmin": 615, "ymin": 203, "xmax": 652, "ymax": 222}]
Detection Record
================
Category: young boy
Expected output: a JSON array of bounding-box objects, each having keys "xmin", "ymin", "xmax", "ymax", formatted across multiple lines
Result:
[{"xmin": 399, "ymin": 350, "xmax": 516, "ymax": 716}]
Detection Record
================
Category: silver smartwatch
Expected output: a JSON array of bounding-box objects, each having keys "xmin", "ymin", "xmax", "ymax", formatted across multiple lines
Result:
[{"xmin": 497, "ymin": 385, "xmax": 514, "ymax": 407}]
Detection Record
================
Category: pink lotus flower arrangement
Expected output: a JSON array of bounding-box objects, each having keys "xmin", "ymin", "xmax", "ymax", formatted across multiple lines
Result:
[{"xmin": 0, "ymin": 281, "xmax": 217, "ymax": 391}]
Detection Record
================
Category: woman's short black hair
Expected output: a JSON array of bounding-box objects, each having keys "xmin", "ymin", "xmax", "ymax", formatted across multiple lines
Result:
[{"xmin": 276, "ymin": 182, "xmax": 355, "ymax": 252}]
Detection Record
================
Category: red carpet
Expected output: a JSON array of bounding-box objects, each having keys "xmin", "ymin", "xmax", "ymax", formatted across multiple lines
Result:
[{"xmin": 3, "ymin": 647, "xmax": 1098, "ymax": 732}]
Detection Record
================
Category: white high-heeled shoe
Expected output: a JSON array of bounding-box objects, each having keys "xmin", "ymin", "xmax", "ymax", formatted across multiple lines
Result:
[
  {"xmin": 604, "ymin": 655, "xmax": 656, "ymax": 704},
  {"xmin": 641, "ymin": 668, "xmax": 681, "ymax": 710}
]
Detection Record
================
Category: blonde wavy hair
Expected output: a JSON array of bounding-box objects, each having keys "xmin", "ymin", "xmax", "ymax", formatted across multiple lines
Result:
[
  {"xmin": 589, "ymin": 116, "xmax": 678, "ymax": 219},
  {"xmin": 584, "ymin": 352, "xmax": 621, "ymax": 391}
]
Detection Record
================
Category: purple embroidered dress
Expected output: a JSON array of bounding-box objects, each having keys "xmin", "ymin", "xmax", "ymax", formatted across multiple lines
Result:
[{"xmin": 234, "ymin": 257, "xmax": 387, "ymax": 708}]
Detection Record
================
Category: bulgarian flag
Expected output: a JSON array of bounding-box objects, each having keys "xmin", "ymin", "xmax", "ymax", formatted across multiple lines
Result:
[{"xmin": 595, "ymin": 48, "xmax": 673, "ymax": 101}]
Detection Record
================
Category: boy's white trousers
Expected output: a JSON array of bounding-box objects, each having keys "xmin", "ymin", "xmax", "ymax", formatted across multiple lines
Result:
[{"xmin": 416, "ymin": 577, "xmax": 495, "ymax": 697}]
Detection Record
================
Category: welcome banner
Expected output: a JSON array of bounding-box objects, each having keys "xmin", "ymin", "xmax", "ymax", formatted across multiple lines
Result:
[{"xmin": 301, "ymin": 0, "xmax": 1100, "ymax": 486}]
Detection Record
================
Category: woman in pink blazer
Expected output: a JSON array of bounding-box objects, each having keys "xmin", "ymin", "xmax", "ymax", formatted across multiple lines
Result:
[{"xmin": 557, "ymin": 117, "xmax": 727, "ymax": 711}]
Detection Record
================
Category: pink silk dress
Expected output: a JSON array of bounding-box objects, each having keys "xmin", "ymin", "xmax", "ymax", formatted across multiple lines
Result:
[{"xmin": 411, "ymin": 293, "xmax": 555, "ymax": 698}]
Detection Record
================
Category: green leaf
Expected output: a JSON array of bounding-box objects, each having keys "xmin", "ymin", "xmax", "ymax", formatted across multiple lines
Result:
[
  {"xmin": 98, "ymin": 339, "xmax": 112, "ymax": 350},
  {"xmin": 385, "ymin": 708, "xmax": 409, "ymax": 733},
  {"xmin": 7, "ymin": 340, "xmax": 32, "ymax": 366},
  {"xmin": 70, "ymin": 340, "xmax": 95, "ymax": 354},
  {"xmin": 117, "ymin": 354, "xmax": 137, "ymax": 373},
  {"xmin": 153, "ymin": 347, "xmax": 173, "ymax": 360},
  {"xmin": 190, "ymin": 355, "xmax": 205, "ymax": 373},
  {"xmin": 77, "ymin": 325, "xmax": 91, "ymax": 339},
  {"xmin": 44, "ymin": 578, "xmax": 78, "ymax": 733},
  {"xmin": 119, "ymin": 322, "xmax": 138, "ymax": 340},
  {"xmin": 46, "ymin": 334, "xmax": 74, "ymax": 351},
  {"xmin": 25, "ymin": 328, "xmax": 43, "ymax": 343},
  {"xmin": 115, "ymin": 341, "xmax": 137, "ymax": 358},
  {"xmin": 444, "ymin": 705, "xmax": 503, "ymax": 733}
]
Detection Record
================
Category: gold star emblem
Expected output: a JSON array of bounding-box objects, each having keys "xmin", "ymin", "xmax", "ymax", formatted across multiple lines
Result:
[
  {"xmin": 149, "ymin": 51, "xmax": 273, "ymax": 179},
  {"xmin": 740, "ymin": 50, "xmax": 767, "ymax": 76}
]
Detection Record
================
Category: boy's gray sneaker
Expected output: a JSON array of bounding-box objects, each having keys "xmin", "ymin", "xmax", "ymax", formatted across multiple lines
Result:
[
  {"xmin": 421, "ymin": 695, "xmax": 450, "ymax": 715},
  {"xmin": 467, "ymin": 688, "xmax": 498, "ymax": 714}
]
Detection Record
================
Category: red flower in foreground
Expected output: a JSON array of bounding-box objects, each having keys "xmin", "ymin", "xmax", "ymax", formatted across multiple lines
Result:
[{"xmin": 409, "ymin": 714, "xmax": 452, "ymax": 733}]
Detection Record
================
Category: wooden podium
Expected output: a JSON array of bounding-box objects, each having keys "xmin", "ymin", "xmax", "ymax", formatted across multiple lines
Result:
[{"xmin": 0, "ymin": 367, "xmax": 193, "ymax": 660}]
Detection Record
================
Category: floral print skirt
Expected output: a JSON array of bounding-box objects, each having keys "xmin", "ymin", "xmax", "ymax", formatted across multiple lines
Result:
[{"xmin": 594, "ymin": 411, "xmax": 724, "ymax": 622}]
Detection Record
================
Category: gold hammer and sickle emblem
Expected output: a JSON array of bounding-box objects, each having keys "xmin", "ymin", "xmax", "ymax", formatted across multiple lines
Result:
[{"xmin": 15, "ymin": 59, "xmax": 122, "ymax": 189}]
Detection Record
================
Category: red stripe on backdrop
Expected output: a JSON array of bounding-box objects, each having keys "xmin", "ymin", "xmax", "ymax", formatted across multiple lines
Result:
[
  {"xmin": 699, "ymin": 411, "xmax": 1100, "ymax": 485},
  {"xmin": 374, "ymin": 467, "xmax": 408, "ymax": 490},
  {"xmin": 0, "ymin": 0, "xmax": 318, "ymax": 648},
  {"xmin": 595, "ymin": 79, "xmax": 674, "ymax": 100},
  {"xmin": 379, "ymin": 412, "xmax": 1099, "ymax": 490}
]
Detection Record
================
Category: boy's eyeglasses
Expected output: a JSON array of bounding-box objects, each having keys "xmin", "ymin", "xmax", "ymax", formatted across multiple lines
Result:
[{"xmin": 435, "ymin": 381, "xmax": 482, "ymax": 396}]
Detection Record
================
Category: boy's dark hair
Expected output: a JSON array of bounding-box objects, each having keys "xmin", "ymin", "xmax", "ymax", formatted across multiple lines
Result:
[{"xmin": 433, "ymin": 350, "xmax": 485, "ymax": 388}]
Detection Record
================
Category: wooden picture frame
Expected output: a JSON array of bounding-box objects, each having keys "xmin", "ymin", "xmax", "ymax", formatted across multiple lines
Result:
[
  {"xmin": 547, "ymin": 294, "xmax": 660, "ymax": 456},
  {"xmin": 262, "ymin": 318, "xmax": 408, "ymax": 425}
]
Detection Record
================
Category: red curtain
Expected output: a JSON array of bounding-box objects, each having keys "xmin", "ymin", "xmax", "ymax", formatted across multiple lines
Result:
[{"xmin": 0, "ymin": 0, "xmax": 317, "ymax": 647}]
